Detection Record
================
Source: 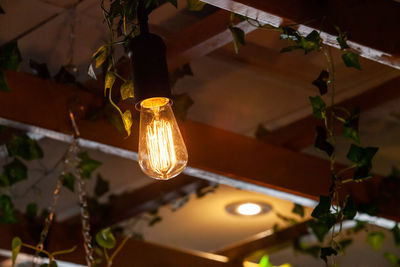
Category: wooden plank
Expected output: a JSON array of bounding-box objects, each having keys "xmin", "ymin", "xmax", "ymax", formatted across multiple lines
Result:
[
  {"xmin": 216, "ymin": 221, "xmax": 310, "ymax": 262},
  {"xmin": 200, "ymin": 0, "xmax": 400, "ymax": 69},
  {"xmin": 65, "ymin": 174, "xmax": 210, "ymax": 228},
  {"xmin": 0, "ymin": 219, "xmax": 238, "ymax": 267},
  {"xmin": 1, "ymin": 71, "xmax": 399, "ymax": 223},
  {"xmin": 263, "ymin": 76, "xmax": 400, "ymax": 151}
]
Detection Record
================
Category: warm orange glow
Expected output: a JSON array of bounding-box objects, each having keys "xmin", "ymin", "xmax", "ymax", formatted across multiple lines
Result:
[{"xmin": 138, "ymin": 97, "xmax": 188, "ymax": 180}]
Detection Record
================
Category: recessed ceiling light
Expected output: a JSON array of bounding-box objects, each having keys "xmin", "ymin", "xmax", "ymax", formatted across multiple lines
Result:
[{"xmin": 225, "ymin": 201, "xmax": 272, "ymax": 216}]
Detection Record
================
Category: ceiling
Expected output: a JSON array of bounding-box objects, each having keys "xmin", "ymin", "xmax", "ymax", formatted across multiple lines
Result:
[{"xmin": 1, "ymin": 0, "xmax": 400, "ymax": 265}]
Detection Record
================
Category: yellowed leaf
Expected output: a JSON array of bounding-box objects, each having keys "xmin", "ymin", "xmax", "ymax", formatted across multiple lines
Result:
[
  {"xmin": 120, "ymin": 80, "xmax": 134, "ymax": 100},
  {"xmin": 92, "ymin": 46, "xmax": 107, "ymax": 68},
  {"xmin": 104, "ymin": 72, "xmax": 116, "ymax": 96},
  {"xmin": 121, "ymin": 110, "xmax": 133, "ymax": 136}
]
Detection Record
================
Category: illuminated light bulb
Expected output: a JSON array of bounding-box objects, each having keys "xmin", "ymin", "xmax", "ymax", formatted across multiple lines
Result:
[
  {"xmin": 138, "ymin": 97, "xmax": 188, "ymax": 180},
  {"xmin": 236, "ymin": 203, "xmax": 262, "ymax": 216}
]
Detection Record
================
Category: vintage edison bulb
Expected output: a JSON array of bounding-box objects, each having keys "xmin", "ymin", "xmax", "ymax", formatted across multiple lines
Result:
[{"xmin": 138, "ymin": 97, "xmax": 188, "ymax": 180}]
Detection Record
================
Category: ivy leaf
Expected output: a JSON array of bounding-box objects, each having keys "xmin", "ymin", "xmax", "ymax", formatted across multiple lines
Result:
[
  {"xmin": 337, "ymin": 34, "xmax": 350, "ymax": 50},
  {"xmin": 338, "ymin": 239, "xmax": 353, "ymax": 252},
  {"xmin": 167, "ymin": 0, "xmax": 177, "ymax": 7},
  {"xmin": 92, "ymin": 46, "xmax": 107, "ymax": 68},
  {"xmin": 104, "ymin": 71, "xmax": 116, "ymax": 96},
  {"xmin": 96, "ymin": 228, "xmax": 116, "ymax": 249},
  {"xmin": 29, "ymin": 59, "xmax": 50, "ymax": 79},
  {"xmin": 149, "ymin": 215, "xmax": 162, "ymax": 226},
  {"xmin": 0, "ymin": 42, "xmax": 21, "ymax": 71},
  {"xmin": 0, "ymin": 194, "xmax": 18, "ymax": 223},
  {"xmin": 342, "ymin": 195, "xmax": 356, "ymax": 220},
  {"xmin": 391, "ymin": 224, "xmax": 400, "ymax": 246},
  {"xmin": 279, "ymin": 27, "xmax": 301, "ymax": 41},
  {"xmin": 384, "ymin": 252, "xmax": 400, "ymax": 267},
  {"xmin": 120, "ymin": 80, "xmax": 134, "ymax": 100},
  {"xmin": 6, "ymin": 134, "xmax": 44, "ymax": 161},
  {"xmin": 292, "ymin": 203, "xmax": 305, "ymax": 217},
  {"xmin": 320, "ymin": 247, "xmax": 337, "ymax": 263},
  {"xmin": 357, "ymin": 202, "xmax": 379, "ymax": 216},
  {"xmin": 366, "ymin": 231, "xmax": 385, "ymax": 251},
  {"xmin": 4, "ymin": 158, "xmax": 27, "ymax": 185},
  {"xmin": 314, "ymin": 126, "xmax": 334, "ymax": 157},
  {"xmin": 280, "ymin": 45, "xmax": 301, "ymax": 53},
  {"xmin": 25, "ymin": 202, "xmax": 38, "ymax": 220},
  {"xmin": 0, "ymin": 71, "xmax": 9, "ymax": 92},
  {"xmin": 62, "ymin": 172, "xmax": 75, "ymax": 192},
  {"xmin": 121, "ymin": 110, "xmax": 133, "ymax": 136},
  {"xmin": 187, "ymin": 0, "xmax": 206, "ymax": 11},
  {"xmin": 11, "ymin": 237, "xmax": 21, "ymax": 267},
  {"xmin": 309, "ymin": 96, "xmax": 326, "ymax": 119},
  {"xmin": 259, "ymin": 255, "xmax": 273, "ymax": 267},
  {"xmin": 87, "ymin": 64, "xmax": 97, "ymax": 80},
  {"xmin": 172, "ymin": 93, "xmax": 194, "ymax": 120},
  {"xmin": 300, "ymin": 30, "xmax": 322, "ymax": 54},
  {"xmin": 309, "ymin": 220, "xmax": 331, "ymax": 242},
  {"xmin": 255, "ymin": 123, "xmax": 270, "ymax": 140},
  {"xmin": 342, "ymin": 51, "xmax": 361, "ymax": 70},
  {"xmin": 95, "ymin": 174, "xmax": 109, "ymax": 198},
  {"xmin": 229, "ymin": 26, "xmax": 245, "ymax": 54},
  {"xmin": 312, "ymin": 70, "xmax": 329, "ymax": 95},
  {"xmin": 346, "ymin": 144, "xmax": 378, "ymax": 179},
  {"xmin": 78, "ymin": 152, "xmax": 101, "ymax": 179},
  {"xmin": 343, "ymin": 107, "xmax": 360, "ymax": 143},
  {"xmin": 353, "ymin": 220, "xmax": 366, "ymax": 233},
  {"xmin": 312, "ymin": 196, "xmax": 331, "ymax": 220}
]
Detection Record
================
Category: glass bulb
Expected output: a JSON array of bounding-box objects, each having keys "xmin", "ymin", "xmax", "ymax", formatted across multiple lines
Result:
[{"xmin": 138, "ymin": 97, "xmax": 188, "ymax": 180}]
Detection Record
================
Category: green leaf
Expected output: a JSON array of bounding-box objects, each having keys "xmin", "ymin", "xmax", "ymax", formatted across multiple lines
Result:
[
  {"xmin": 342, "ymin": 195, "xmax": 356, "ymax": 220},
  {"xmin": 95, "ymin": 228, "xmax": 116, "ymax": 249},
  {"xmin": 29, "ymin": 59, "xmax": 50, "ymax": 79},
  {"xmin": 259, "ymin": 255, "xmax": 273, "ymax": 267},
  {"xmin": 280, "ymin": 45, "xmax": 301, "ymax": 53},
  {"xmin": 11, "ymin": 237, "xmax": 21, "ymax": 267},
  {"xmin": 120, "ymin": 80, "xmax": 134, "ymax": 100},
  {"xmin": 392, "ymin": 224, "xmax": 400, "ymax": 246},
  {"xmin": 279, "ymin": 27, "xmax": 301, "ymax": 41},
  {"xmin": 104, "ymin": 71, "xmax": 116, "ymax": 96},
  {"xmin": 357, "ymin": 202, "xmax": 379, "ymax": 216},
  {"xmin": 149, "ymin": 215, "xmax": 162, "ymax": 226},
  {"xmin": 342, "ymin": 51, "xmax": 361, "ymax": 70},
  {"xmin": 229, "ymin": 26, "xmax": 245, "ymax": 54},
  {"xmin": 309, "ymin": 96, "xmax": 326, "ymax": 119},
  {"xmin": 338, "ymin": 238, "xmax": 353, "ymax": 252},
  {"xmin": 25, "ymin": 202, "xmax": 38, "ymax": 220},
  {"xmin": 78, "ymin": 152, "xmax": 101, "ymax": 179},
  {"xmin": 6, "ymin": 133, "xmax": 44, "ymax": 161},
  {"xmin": 121, "ymin": 110, "xmax": 133, "ymax": 136},
  {"xmin": 343, "ymin": 107, "xmax": 360, "ymax": 143},
  {"xmin": 95, "ymin": 174, "xmax": 109, "ymax": 197},
  {"xmin": 311, "ymin": 196, "xmax": 331, "ymax": 221},
  {"xmin": 346, "ymin": 144, "xmax": 378, "ymax": 179},
  {"xmin": 309, "ymin": 220, "xmax": 331, "ymax": 242},
  {"xmin": 384, "ymin": 252, "xmax": 400, "ymax": 267},
  {"xmin": 167, "ymin": 0, "xmax": 177, "ymax": 7},
  {"xmin": 366, "ymin": 231, "xmax": 385, "ymax": 251},
  {"xmin": 292, "ymin": 203, "xmax": 305, "ymax": 218},
  {"xmin": 62, "ymin": 172, "xmax": 75, "ymax": 192},
  {"xmin": 314, "ymin": 126, "xmax": 334, "ymax": 157},
  {"xmin": 172, "ymin": 93, "xmax": 194, "ymax": 120},
  {"xmin": 353, "ymin": 220, "xmax": 366, "ymax": 233},
  {"xmin": 320, "ymin": 246, "xmax": 337, "ymax": 263},
  {"xmin": 255, "ymin": 123, "xmax": 270, "ymax": 140},
  {"xmin": 293, "ymin": 240, "xmax": 320, "ymax": 258},
  {"xmin": 92, "ymin": 46, "xmax": 107, "ymax": 68},
  {"xmin": 337, "ymin": 34, "xmax": 350, "ymax": 50},
  {"xmin": 312, "ymin": 70, "xmax": 329, "ymax": 95},
  {"xmin": 187, "ymin": 0, "xmax": 206, "ymax": 11},
  {"xmin": 0, "ymin": 42, "xmax": 21, "ymax": 71},
  {"xmin": 0, "ymin": 71, "xmax": 9, "ymax": 92},
  {"xmin": 0, "ymin": 195, "xmax": 18, "ymax": 223},
  {"xmin": 300, "ymin": 30, "xmax": 322, "ymax": 54},
  {"xmin": 4, "ymin": 158, "xmax": 28, "ymax": 185}
]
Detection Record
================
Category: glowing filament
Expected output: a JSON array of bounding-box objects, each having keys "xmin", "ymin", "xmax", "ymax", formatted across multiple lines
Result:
[{"xmin": 145, "ymin": 119, "xmax": 177, "ymax": 177}]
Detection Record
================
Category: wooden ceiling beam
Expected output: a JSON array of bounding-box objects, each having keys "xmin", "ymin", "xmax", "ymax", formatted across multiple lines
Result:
[
  {"xmin": 201, "ymin": 0, "xmax": 400, "ymax": 69},
  {"xmin": 0, "ymin": 219, "xmax": 238, "ymax": 267},
  {"xmin": 263, "ymin": 76, "xmax": 400, "ymax": 151},
  {"xmin": 1, "ymin": 71, "xmax": 399, "ymax": 222}
]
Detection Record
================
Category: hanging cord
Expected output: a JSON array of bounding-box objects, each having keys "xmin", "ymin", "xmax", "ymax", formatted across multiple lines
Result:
[
  {"xmin": 69, "ymin": 110, "xmax": 94, "ymax": 267},
  {"xmin": 137, "ymin": 0, "xmax": 149, "ymax": 35},
  {"xmin": 32, "ymin": 111, "xmax": 93, "ymax": 266}
]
